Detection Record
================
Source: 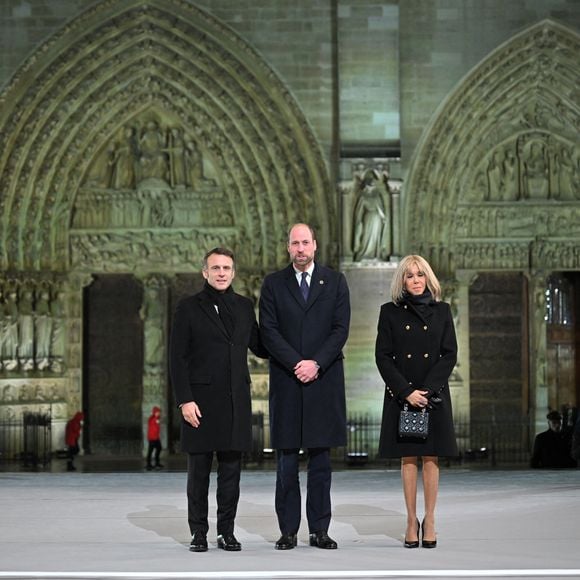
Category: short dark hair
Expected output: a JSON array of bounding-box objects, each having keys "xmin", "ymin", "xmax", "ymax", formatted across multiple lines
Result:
[
  {"xmin": 546, "ymin": 410, "xmax": 562, "ymax": 422},
  {"xmin": 202, "ymin": 247, "xmax": 235, "ymax": 269},
  {"xmin": 287, "ymin": 223, "xmax": 316, "ymax": 243}
]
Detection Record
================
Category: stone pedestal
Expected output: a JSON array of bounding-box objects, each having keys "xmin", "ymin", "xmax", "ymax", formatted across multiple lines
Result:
[{"xmin": 342, "ymin": 260, "xmax": 397, "ymax": 414}]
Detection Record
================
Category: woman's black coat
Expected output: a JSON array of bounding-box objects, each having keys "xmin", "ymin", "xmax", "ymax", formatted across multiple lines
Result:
[
  {"xmin": 375, "ymin": 299, "xmax": 458, "ymax": 458},
  {"xmin": 170, "ymin": 289, "xmax": 266, "ymax": 453}
]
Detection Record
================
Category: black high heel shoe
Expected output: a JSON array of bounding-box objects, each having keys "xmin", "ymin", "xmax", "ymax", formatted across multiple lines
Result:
[
  {"xmin": 404, "ymin": 519, "xmax": 420, "ymax": 548},
  {"xmin": 421, "ymin": 518, "xmax": 437, "ymax": 548}
]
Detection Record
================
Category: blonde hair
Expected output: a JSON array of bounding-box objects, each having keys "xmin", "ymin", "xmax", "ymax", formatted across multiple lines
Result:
[{"xmin": 390, "ymin": 255, "xmax": 441, "ymax": 304}]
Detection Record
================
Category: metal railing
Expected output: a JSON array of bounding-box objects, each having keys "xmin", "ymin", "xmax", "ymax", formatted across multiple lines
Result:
[
  {"xmin": 0, "ymin": 412, "xmax": 536, "ymax": 469},
  {"xmin": 0, "ymin": 412, "xmax": 52, "ymax": 468}
]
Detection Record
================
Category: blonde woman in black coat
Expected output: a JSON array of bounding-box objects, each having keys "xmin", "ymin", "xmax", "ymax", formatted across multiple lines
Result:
[{"xmin": 375, "ymin": 255, "xmax": 458, "ymax": 549}]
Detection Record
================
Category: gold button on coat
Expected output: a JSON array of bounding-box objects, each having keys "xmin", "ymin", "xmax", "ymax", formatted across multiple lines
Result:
[
  {"xmin": 407, "ymin": 353, "xmax": 412, "ymax": 358},
  {"xmin": 405, "ymin": 325, "xmax": 410, "ymax": 330},
  {"xmin": 424, "ymin": 353, "xmax": 429, "ymax": 358}
]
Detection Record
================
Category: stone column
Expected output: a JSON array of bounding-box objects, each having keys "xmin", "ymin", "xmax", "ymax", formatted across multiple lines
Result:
[
  {"xmin": 389, "ymin": 180, "xmax": 403, "ymax": 260},
  {"xmin": 65, "ymin": 273, "xmax": 92, "ymax": 451},
  {"xmin": 340, "ymin": 180, "xmax": 354, "ymax": 261},
  {"xmin": 139, "ymin": 274, "xmax": 170, "ymax": 456},
  {"xmin": 452, "ymin": 271, "xmax": 477, "ymax": 422},
  {"xmin": 527, "ymin": 270, "xmax": 549, "ymax": 435}
]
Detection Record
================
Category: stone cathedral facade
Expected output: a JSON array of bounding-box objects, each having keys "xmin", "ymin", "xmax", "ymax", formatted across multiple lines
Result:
[{"xmin": 0, "ymin": 0, "xmax": 579, "ymax": 457}]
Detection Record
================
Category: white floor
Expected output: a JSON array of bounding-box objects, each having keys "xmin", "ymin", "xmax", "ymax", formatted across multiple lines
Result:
[{"xmin": 0, "ymin": 468, "xmax": 578, "ymax": 580}]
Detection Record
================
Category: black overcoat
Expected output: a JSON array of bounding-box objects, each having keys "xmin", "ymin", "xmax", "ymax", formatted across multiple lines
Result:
[
  {"xmin": 375, "ymin": 300, "xmax": 458, "ymax": 458},
  {"xmin": 259, "ymin": 263, "xmax": 350, "ymax": 449},
  {"xmin": 169, "ymin": 289, "xmax": 265, "ymax": 453}
]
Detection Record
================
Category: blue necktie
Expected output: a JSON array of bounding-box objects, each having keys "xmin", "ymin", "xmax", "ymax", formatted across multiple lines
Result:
[{"xmin": 300, "ymin": 272, "xmax": 309, "ymax": 302}]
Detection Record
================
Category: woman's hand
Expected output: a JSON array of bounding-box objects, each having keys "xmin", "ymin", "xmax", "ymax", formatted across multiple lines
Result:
[{"xmin": 405, "ymin": 389, "xmax": 430, "ymax": 409}]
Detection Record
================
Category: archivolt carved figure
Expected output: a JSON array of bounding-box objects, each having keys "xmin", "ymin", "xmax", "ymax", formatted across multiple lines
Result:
[{"xmin": 352, "ymin": 169, "xmax": 389, "ymax": 261}]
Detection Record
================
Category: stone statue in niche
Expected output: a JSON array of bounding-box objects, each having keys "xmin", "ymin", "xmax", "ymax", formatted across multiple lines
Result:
[
  {"xmin": 34, "ymin": 284, "xmax": 53, "ymax": 371},
  {"xmin": 50, "ymin": 289, "xmax": 66, "ymax": 373},
  {"xmin": 168, "ymin": 128, "xmax": 187, "ymax": 188},
  {"xmin": 486, "ymin": 150, "xmax": 503, "ymax": 201},
  {"xmin": 110, "ymin": 127, "xmax": 137, "ymax": 190},
  {"xmin": 138, "ymin": 121, "xmax": 169, "ymax": 184},
  {"xmin": 1, "ymin": 285, "xmax": 20, "ymax": 371},
  {"xmin": 502, "ymin": 148, "xmax": 519, "ymax": 201},
  {"xmin": 552, "ymin": 144, "xmax": 578, "ymax": 200},
  {"xmin": 520, "ymin": 137, "xmax": 550, "ymax": 200},
  {"xmin": 18, "ymin": 283, "xmax": 35, "ymax": 371},
  {"xmin": 352, "ymin": 169, "xmax": 388, "ymax": 261},
  {"xmin": 484, "ymin": 146, "xmax": 521, "ymax": 202},
  {"xmin": 140, "ymin": 278, "xmax": 166, "ymax": 369}
]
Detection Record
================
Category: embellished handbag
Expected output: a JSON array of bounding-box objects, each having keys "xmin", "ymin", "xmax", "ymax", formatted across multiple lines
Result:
[{"xmin": 398, "ymin": 403, "xmax": 429, "ymax": 439}]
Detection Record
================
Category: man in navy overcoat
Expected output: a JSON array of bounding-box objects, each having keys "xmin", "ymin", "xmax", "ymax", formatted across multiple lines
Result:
[{"xmin": 259, "ymin": 223, "xmax": 351, "ymax": 550}]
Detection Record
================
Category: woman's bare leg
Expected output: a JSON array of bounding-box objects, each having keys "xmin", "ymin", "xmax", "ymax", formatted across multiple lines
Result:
[
  {"xmin": 401, "ymin": 456, "xmax": 419, "ymax": 541},
  {"xmin": 421, "ymin": 456, "xmax": 439, "ymax": 541}
]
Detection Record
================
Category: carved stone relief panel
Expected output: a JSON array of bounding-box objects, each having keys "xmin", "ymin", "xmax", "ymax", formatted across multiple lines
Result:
[
  {"xmin": 0, "ymin": 1, "xmax": 333, "ymax": 274},
  {"xmin": 0, "ymin": 378, "xmax": 69, "ymax": 422},
  {"xmin": 69, "ymin": 228, "xmax": 238, "ymax": 273}
]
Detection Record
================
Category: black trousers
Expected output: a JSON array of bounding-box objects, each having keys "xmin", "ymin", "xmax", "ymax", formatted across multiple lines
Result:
[
  {"xmin": 146, "ymin": 440, "xmax": 162, "ymax": 466},
  {"xmin": 275, "ymin": 447, "xmax": 331, "ymax": 535},
  {"xmin": 187, "ymin": 450, "xmax": 242, "ymax": 536}
]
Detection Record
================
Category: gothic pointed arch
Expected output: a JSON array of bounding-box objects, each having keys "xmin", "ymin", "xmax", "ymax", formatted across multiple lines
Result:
[
  {"xmin": 0, "ymin": 0, "xmax": 333, "ymax": 273},
  {"xmin": 403, "ymin": 19, "xmax": 580, "ymax": 276}
]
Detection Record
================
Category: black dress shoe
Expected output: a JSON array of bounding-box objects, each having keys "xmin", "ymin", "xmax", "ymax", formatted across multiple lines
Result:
[
  {"xmin": 275, "ymin": 533, "xmax": 297, "ymax": 550},
  {"xmin": 189, "ymin": 531, "xmax": 208, "ymax": 552},
  {"xmin": 217, "ymin": 533, "xmax": 241, "ymax": 551},
  {"xmin": 309, "ymin": 530, "xmax": 337, "ymax": 549}
]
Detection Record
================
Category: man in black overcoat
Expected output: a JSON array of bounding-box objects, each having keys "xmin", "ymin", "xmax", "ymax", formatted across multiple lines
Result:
[
  {"xmin": 170, "ymin": 247, "xmax": 267, "ymax": 553},
  {"xmin": 259, "ymin": 223, "xmax": 351, "ymax": 550}
]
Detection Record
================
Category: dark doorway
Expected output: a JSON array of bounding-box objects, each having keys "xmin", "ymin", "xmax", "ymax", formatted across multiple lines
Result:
[
  {"xmin": 469, "ymin": 272, "xmax": 527, "ymax": 422},
  {"xmin": 83, "ymin": 275, "xmax": 144, "ymax": 455}
]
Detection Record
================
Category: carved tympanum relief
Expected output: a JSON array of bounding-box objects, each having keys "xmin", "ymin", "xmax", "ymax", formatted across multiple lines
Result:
[
  {"xmin": 473, "ymin": 133, "xmax": 578, "ymax": 203},
  {"xmin": 405, "ymin": 21, "xmax": 580, "ymax": 275},
  {"xmin": 0, "ymin": 1, "xmax": 333, "ymax": 273}
]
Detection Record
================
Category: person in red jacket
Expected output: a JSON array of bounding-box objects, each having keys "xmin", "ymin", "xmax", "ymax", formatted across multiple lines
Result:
[
  {"xmin": 146, "ymin": 406, "xmax": 163, "ymax": 470},
  {"xmin": 65, "ymin": 411, "xmax": 84, "ymax": 471}
]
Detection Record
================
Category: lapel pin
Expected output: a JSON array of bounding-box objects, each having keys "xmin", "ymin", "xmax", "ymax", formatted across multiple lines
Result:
[{"xmin": 319, "ymin": 280, "xmax": 324, "ymax": 285}]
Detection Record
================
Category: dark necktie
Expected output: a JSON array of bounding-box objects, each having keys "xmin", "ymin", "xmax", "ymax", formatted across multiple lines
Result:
[{"xmin": 300, "ymin": 271, "xmax": 309, "ymax": 302}]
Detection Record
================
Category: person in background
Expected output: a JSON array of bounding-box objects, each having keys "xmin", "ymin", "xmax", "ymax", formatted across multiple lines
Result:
[
  {"xmin": 375, "ymin": 255, "xmax": 458, "ymax": 549},
  {"xmin": 259, "ymin": 223, "xmax": 351, "ymax": 550},
  {"xmin": 146, "ymin": 406, "xmax": 163, "ymax": 471},
  {"xmin": 531, "ymin": 410, "xmax": 576, "ymax": 468},
  {"xmin": 170, "ymin": 247, "xmax": 267, "ymax": 553},
  {"xmin": 65, "ymin": 411, "xmax": 84, "ymax": 472}
]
